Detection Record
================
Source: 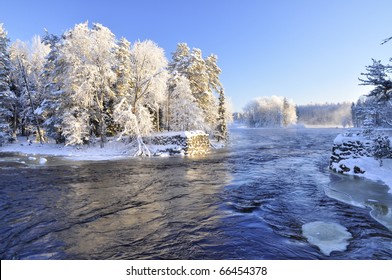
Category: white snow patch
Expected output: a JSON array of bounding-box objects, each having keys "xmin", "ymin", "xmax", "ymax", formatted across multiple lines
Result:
[
  {"xmin": 151, "ymin": 130, "xmax": 208, "ymax": 138},
  {"xmin": 39, "ymin": 157, "xmax": 47, "ymax": 165},
  {"xmin": 0, "ymin": 137, "xmax": 134, "ymax": 161},
  {"xmin": 302, "ymin": 221, "xmax": 352, "ymax": 256},
  {"xmin": 331, "ymin": 157, "xmax": 392, "ymax": 194},
  {"xmin": 333, "ymin": 133, "xmax": 367, "ymax": 145}
]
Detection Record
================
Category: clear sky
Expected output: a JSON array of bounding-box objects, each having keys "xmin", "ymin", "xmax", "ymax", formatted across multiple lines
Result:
[{"xmin": 1, "ymin": 0, "xmax": 391, "ymax": 111}]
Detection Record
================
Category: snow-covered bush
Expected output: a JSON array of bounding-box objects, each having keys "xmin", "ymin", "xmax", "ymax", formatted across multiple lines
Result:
[{"xmin": 372, "ymin": 133, "xmax": 392, "ymax": 166}]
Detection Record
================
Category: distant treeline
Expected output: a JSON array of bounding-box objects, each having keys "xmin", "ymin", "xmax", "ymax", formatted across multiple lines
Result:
[
  {"xmin": 234, "ymin": 100, "xmax": 353, "ymax": 127},
  {"xmin": 296, "ymin": 102, "xmax": 353, "ymax": 127}
]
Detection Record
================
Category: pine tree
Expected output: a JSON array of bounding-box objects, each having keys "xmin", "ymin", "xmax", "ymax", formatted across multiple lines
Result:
[
  {"xmin": 40, "ymin": 31, "xmax": 67, "ymax": 142},
  {"xmin": 168, "ymin": 44, "xmax": 225, "ymax": 132},
  {"xmin": 168, "ymin": 43, "xmax": 190, "ymax": 75},
  {"xmin": 0, "ymin": 23, "xmax": 14, "ymax": 144},
  {"xmin": 359, "ymin": 59, "xmax": 392, "ymax": 102},
  {"xmin": 373, "ymin": 133, "xmax": 391, "ymax": 166},
  {"xmin": 216, "ymin": 88, "xmax": 228, "ymax": 142}
]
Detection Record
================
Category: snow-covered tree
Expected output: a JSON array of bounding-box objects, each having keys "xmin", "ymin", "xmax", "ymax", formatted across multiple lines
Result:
[
  {"xmin": 168, "ymin": 43, "xmax": 190, "ymax": 75},
  {"xmin": 216, "ymin": 88, "xmax": 228, "ymax": 141},
  {"xmin": 128, "ymin": 40, "xmax": 168, "ymax": 131},
  {"xmin": 9, "ymin": 36, "xmax": 49, "ymax": 142},
  {"xmin": 243, "ymin": 96, "xmax": 297, "ymax": 128},
  {"xmin": 40, "ymin": 32, "xmax": 67, "ymax": 142},
  {"xmin": 58, "ymin": 22, "xmax": 117, "ymax": 147},
  {"xmin": 166, "ymin": 75, "xmax": 206, "ymax": 131},
  {"xmin": 112, "ymin": 97, "xmax": 152, "ymax": 156},
  {"xmin": 168, "ymin": 43, "xmax": 226, "ymax": 134},
  {"xmin": 0, "ymin": 23, "xmax": 14, "ymax": 144},
  {"xmin": 372, "ymin": 133, "xmax": 391, "ymax": 166},
  {"xmin": 187, "ymin": 48, "xmax": 217, "ymax": 126},
  {"xmin": 359, "ymin": 59, "xmax": 392, "ymax": 102},
  {"xmin": 111, "ymin": 39, "xmax": 168, "ymax": 155},
  {"xmin": 282, "ymin": 97, "xmax": 297, "ymax": 127}
]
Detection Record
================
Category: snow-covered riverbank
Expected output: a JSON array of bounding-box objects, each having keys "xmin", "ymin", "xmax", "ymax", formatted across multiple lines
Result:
[
  {"xmin": 0, "ymin": 138, "xmax": 134, "ymax": 161},
  {"xmin": 332, "ymin": 156, "xmax": 392, "ymax": 193},
  {"xmin": 0, "ymin": 130, "xmax": 212, "ymax": 160},
  {"xmin": 330, "ymin": 133, "xmax": 392, "ymax": 194}
]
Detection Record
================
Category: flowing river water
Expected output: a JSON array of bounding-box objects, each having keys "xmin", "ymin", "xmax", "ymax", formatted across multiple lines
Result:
[{"xmin": 0, "ymin": 128, "xmax": 391, "ymax": 259}]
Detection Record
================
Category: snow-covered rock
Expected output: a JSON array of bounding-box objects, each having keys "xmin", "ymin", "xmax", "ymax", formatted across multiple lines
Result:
[
  {"xmin": 302, "ymin": 221, "xmax": 352, "ymax": 256},
  {"xmin": 329, "ymin": 133, "xmax": 372, "ymax": 174},
  {"xmin": 144, "ymin": 130, "xmax": 210, "ymax": 156}
]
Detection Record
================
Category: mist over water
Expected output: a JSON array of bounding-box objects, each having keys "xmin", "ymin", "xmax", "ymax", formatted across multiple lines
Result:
[{"xmin": 0, "ymin": 128, "xmax": 391, "ymax": 259}]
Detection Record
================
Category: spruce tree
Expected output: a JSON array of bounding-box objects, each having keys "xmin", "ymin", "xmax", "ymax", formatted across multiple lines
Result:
[
  {"xmin": 0, "ymin": 24, "xmax": 14, "ymax": 144},
  {"xmin": 216, "ymin": 88, "xmax": 228, "ymax": 142},
  {"xmin": 359, "ymin": 59, "xmax": 392, "ymax": 102}
]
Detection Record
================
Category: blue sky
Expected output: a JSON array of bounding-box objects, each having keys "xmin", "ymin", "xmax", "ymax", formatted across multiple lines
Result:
[{"xmin": 1, "ymin": 0, "xmax": 391, "ymax": 111}]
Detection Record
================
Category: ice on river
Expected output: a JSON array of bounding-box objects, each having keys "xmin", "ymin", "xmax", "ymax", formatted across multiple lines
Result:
[{"xmin": 302, "ymin": 221, "xmax": 352, "ymax": 256}]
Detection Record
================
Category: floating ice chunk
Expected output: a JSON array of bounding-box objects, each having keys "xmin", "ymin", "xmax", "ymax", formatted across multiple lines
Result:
[
  {"xmin": 28, "ymin": 156, "xmax": 37, "ymax": 161},
  {"xmin": 302, "ymin": 221, "xmax": 352, "ymax": 256},
  {"xmin": 39, "ymin": 157, "xmax": 47, "ymax": 165}
]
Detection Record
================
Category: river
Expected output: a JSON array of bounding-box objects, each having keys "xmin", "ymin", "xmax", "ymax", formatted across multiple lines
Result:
[{"xmin": 0, "ymin": 128, "xmax": 391, "ymax": 259}]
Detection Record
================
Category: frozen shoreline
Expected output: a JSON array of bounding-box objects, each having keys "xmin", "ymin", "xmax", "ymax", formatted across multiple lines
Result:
[
  {"xmin": 0, "ymin": 138, "xmax": 136, "ymax": 161},
  {"xmin": 0, "ymin": 130, "xmax": 211, "ymax": 160},
  {"xmin": 331, "ymin": 157, "xmax": 392, "ymax": 194}
]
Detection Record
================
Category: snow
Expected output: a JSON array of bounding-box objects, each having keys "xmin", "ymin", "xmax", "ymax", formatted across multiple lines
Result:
[
  {"xmin": 331, "ymin": 157, "xmax": 392, "ymax": 194},
  {"xmin": 333, "ymin": 133, "xmax": 368, "ymax": 145},
  {"xmin": 302, "ymin": 221, "xmax": 352, "ymax": 256},
  {"xmin": 150, "ymin": 130, "xmax": 207, "ymax": 138},
  {"xmin": 0, "ymin": 137, "xmax": 134, "ymax": 161},
  {"xmin": 0, "ymin": 131, "xmax": 209, "ymax": 160}
]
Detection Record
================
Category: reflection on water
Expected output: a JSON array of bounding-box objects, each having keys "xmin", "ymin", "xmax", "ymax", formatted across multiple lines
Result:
[{"xmin": 0, "ymin": 128, "xmax": 392, "ymax": 259}]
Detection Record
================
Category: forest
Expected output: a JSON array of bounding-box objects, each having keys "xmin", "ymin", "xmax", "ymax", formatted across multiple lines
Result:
[{"xmin": 0, "ymin": 22, "xmax": 231, "ymax": 148}]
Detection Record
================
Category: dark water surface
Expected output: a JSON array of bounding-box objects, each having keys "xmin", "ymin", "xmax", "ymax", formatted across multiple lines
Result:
[{"xmin": 1, "ymin": 128, "xmax": 391, "ymax": 259}]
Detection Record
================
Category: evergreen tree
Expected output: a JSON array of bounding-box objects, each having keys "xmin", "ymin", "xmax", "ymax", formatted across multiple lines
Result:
[
  {"xmin": 216, "ymin": 88, "xmax": 228, "ymax": 142},
  {"xmin": 168, "ymin": 43, "xmax": 190, "ymax": 75},
  {"xmin": 40, "ymin": 31, "xmax": 67, "ymax": 142},
  {"xmin": 168, "ymin": 44, "xmax": 226, "ymax": 133},
  {"xmin": 359, "ymin": 59, "xmax": 392, "ymax": 102},
  {"xmin": 0, "ymin": 23, "xmax": 14, "ymax": 144}
]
